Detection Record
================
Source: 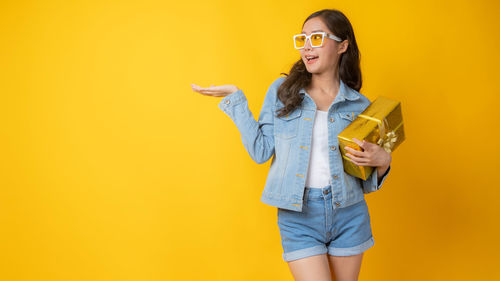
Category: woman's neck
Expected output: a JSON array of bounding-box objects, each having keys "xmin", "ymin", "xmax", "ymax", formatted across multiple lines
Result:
[{"xmin": 308, "ymin": 70, "xmax": 340, "ymax": 97}]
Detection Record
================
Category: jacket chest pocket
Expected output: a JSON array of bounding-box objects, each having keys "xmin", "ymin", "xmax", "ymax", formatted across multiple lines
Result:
[
  {"xmin": 337, "ymin": 112, "xmax": 360, "ymax": 129},
  {"xmin": 274, "ymin": 107, "xmax": 302, "ymax": 139}
]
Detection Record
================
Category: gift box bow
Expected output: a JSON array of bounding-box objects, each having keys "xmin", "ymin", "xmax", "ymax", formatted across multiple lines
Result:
[{"xmin": 356, "ymin": 113, "xmax": 402, "ymax": 153}]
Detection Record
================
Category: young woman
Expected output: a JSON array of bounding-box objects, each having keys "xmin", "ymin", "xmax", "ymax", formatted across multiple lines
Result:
[{"xmin": 191, "ymin": 9, "xmax": 392, "ymax": 281}]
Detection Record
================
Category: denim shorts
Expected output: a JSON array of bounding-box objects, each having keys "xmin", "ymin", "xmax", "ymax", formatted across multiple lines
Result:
[{"xmin": 277, "ymin": 184, "xmax": 375, "ymax": 262}]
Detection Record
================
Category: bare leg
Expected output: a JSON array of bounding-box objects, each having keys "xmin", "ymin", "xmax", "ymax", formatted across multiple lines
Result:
[
  {"xmin": 287, "ymin": 253, "xmax": 333, "ymax": 281},
  {"xmin": 327, "ymin": 253, "xmax": 364, "ymax": 281}
]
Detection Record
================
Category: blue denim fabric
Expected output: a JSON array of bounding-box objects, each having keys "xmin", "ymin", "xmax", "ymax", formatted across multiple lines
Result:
[
  {"xmin": 218, "ymin": 76, "xmax": 391, "ymax": 212},
  {"xmin": 277, "ymin": 185, "xmax": 374, "ymax": 261}
]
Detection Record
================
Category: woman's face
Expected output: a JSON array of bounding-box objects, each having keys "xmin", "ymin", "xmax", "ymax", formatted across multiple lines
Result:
[{"xmin": 299, "ymin": 17, "xmax": 348, "ymax": 75}]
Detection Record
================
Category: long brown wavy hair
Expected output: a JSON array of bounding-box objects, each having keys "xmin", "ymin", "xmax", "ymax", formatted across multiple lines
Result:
[{"xmin": 275, "ymin": 9, "xmax": 362, "ymax": 118}]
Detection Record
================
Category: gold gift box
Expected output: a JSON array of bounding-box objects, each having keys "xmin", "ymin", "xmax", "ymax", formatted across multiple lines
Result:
[{"xmin": 338, "ymin": 96, "xmax": 405, "ymax": 180}]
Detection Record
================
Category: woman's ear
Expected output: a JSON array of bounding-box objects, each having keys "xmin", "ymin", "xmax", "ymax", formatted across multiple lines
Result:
[{"xmin": 338, "ymin": 40, "xmax": 349, "ymax": 54}]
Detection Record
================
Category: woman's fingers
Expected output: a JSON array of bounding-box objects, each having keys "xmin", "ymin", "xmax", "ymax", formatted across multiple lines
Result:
[
  {"xmin": 191, "ymin": 83, "xmax": 238, "ymax": 98},
  {"xmin": 346, "ymin": 152, "xmax": 368, "ymax": 163},
  {"xmin": 345, "ymin": 146, "xmax": 371, "ymax": 165},
  {"xmin": 191, "ymin": 83, "xmax": 232, "ymax": 97},
  {"xmin": 191, "ymin": 83, "xmax": 219, "ymax": 92},
  {"xmin": 344, "ymin": 146, "xmax": 364, "ymax": 157},
  {"xmin": 191, "ymin": 84, "xmax": 219, "ymax": 95},
  {"xmin": 197, "ymin": 91, "xmax": 224, "ymax": 97},
  {"xmin": 197, "ymin": 89, "xmax": 225, "ymax": 96},
  {"xmin": 196, "ymin": 91, "xmax": 225, "ymax": 97}
]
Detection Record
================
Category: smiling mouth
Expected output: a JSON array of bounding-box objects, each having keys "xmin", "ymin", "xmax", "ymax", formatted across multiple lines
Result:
[{"xmin": 306, "ymin": 56, "xmax": 319, "ymax": 63}]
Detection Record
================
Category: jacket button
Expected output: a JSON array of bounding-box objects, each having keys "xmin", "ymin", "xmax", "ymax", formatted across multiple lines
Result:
[
  {"xmin": 330, "ymin": 146, "xmax": 336, "ymax": 151},
  {"xmin": 225, "ymin": 99, "xmax": 230, "ymax": 104},
  {"xmin": 336, "ymin": 202, "xmax": 341, "ymax": 207},
  {"xmin": 330, "ymin": 117, "xmax": 335, "ymax": 122},
  {"xmin": 333, "ymin": 175, "xmax": 339, "ymax": 180}
]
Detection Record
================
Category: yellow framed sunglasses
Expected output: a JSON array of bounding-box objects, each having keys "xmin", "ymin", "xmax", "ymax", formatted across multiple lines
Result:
[{"xmin": 293, "ymin": 32, "xmax": 343, "ymax": 49}]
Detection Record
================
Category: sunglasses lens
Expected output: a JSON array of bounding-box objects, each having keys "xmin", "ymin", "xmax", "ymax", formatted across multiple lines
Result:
[
  {"xmin": 294, "ymin": 35, "xmax": 306, "ymax": 48},
  {"xmin": 311, "ymin": 34, "xmax": 324, "ymax": 47}
]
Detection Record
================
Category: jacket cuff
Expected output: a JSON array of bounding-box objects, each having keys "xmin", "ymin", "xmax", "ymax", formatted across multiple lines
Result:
[
  {"xmin": 362, "ymin": 164, "xmax": 391, "ymax": 194},
  {"xmin": 218, "ymin": 89, "xmax": 246, "ymax": 117}
]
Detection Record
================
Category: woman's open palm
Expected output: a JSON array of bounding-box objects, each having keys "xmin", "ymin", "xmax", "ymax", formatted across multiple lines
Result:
[{"xmin": 190, "ymin": 83, "xmax": 239, "ymax": 97}]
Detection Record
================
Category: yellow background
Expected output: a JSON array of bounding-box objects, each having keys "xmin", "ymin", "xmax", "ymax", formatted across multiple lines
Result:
[{"xmin": 1, "ymin": 0, "xmax": 499, "ymax": 280}]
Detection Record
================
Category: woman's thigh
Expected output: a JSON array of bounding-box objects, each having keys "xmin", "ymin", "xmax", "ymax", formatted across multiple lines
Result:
[
  {"xmin": 327, "ymin": 253, "xmax": 363, "ymax": 281},
  {"xmin": 287, "ymin": 253, "xmax": 332, "ymax": 281}
]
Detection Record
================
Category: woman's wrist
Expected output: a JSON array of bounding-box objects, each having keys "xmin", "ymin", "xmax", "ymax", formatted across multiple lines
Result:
[{"xmin": 376, "ymin": 154, "xmax": 391, "ymax": 177}]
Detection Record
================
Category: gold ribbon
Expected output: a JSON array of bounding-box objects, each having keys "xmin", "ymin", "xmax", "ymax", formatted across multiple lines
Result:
[{"xmin": 356, "ymin": 112, "xmax": 401, "ymax": 153}]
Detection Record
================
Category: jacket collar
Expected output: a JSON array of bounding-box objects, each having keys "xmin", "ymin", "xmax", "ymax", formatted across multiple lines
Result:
[{"xmin": 299, "ymin": 79, "xmax": 359, "ymax": 102}]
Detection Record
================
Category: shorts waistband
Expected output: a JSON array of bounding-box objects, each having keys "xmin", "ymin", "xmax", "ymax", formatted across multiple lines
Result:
[{"xmin": 304, "ymin": 185, "xmax": 332, "ymax": 200}]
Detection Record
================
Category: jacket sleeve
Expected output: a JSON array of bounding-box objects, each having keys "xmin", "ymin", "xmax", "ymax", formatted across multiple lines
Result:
[
  {"xmin": 361, "ymin": 164, "xmax": 391, "ymax": 194},
  {"xmin": 217, "ymin": 78, "xmax": 280, "ymax": 164}
]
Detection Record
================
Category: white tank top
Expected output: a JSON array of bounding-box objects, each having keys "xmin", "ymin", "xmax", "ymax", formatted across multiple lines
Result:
[{"xmin": 305, "ymin": 110, "xmax": 332, "ymax": 188}]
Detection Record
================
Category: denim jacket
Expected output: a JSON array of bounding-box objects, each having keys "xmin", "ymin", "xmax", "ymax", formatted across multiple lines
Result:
[{"xmin": 218, "ymin": 76, "xmax": 391, "ymax": 212}]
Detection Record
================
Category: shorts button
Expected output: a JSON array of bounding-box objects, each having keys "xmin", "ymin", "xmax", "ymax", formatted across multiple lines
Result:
[{"xmin": 335, "ymin": 202, "xmax": 341, "ymax": 207}]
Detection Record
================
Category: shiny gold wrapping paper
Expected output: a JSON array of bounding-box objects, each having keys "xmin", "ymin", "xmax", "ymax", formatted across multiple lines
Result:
[{"xmin": 337, "ymin": 96, "xmax": 405, "ymax": 180}]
